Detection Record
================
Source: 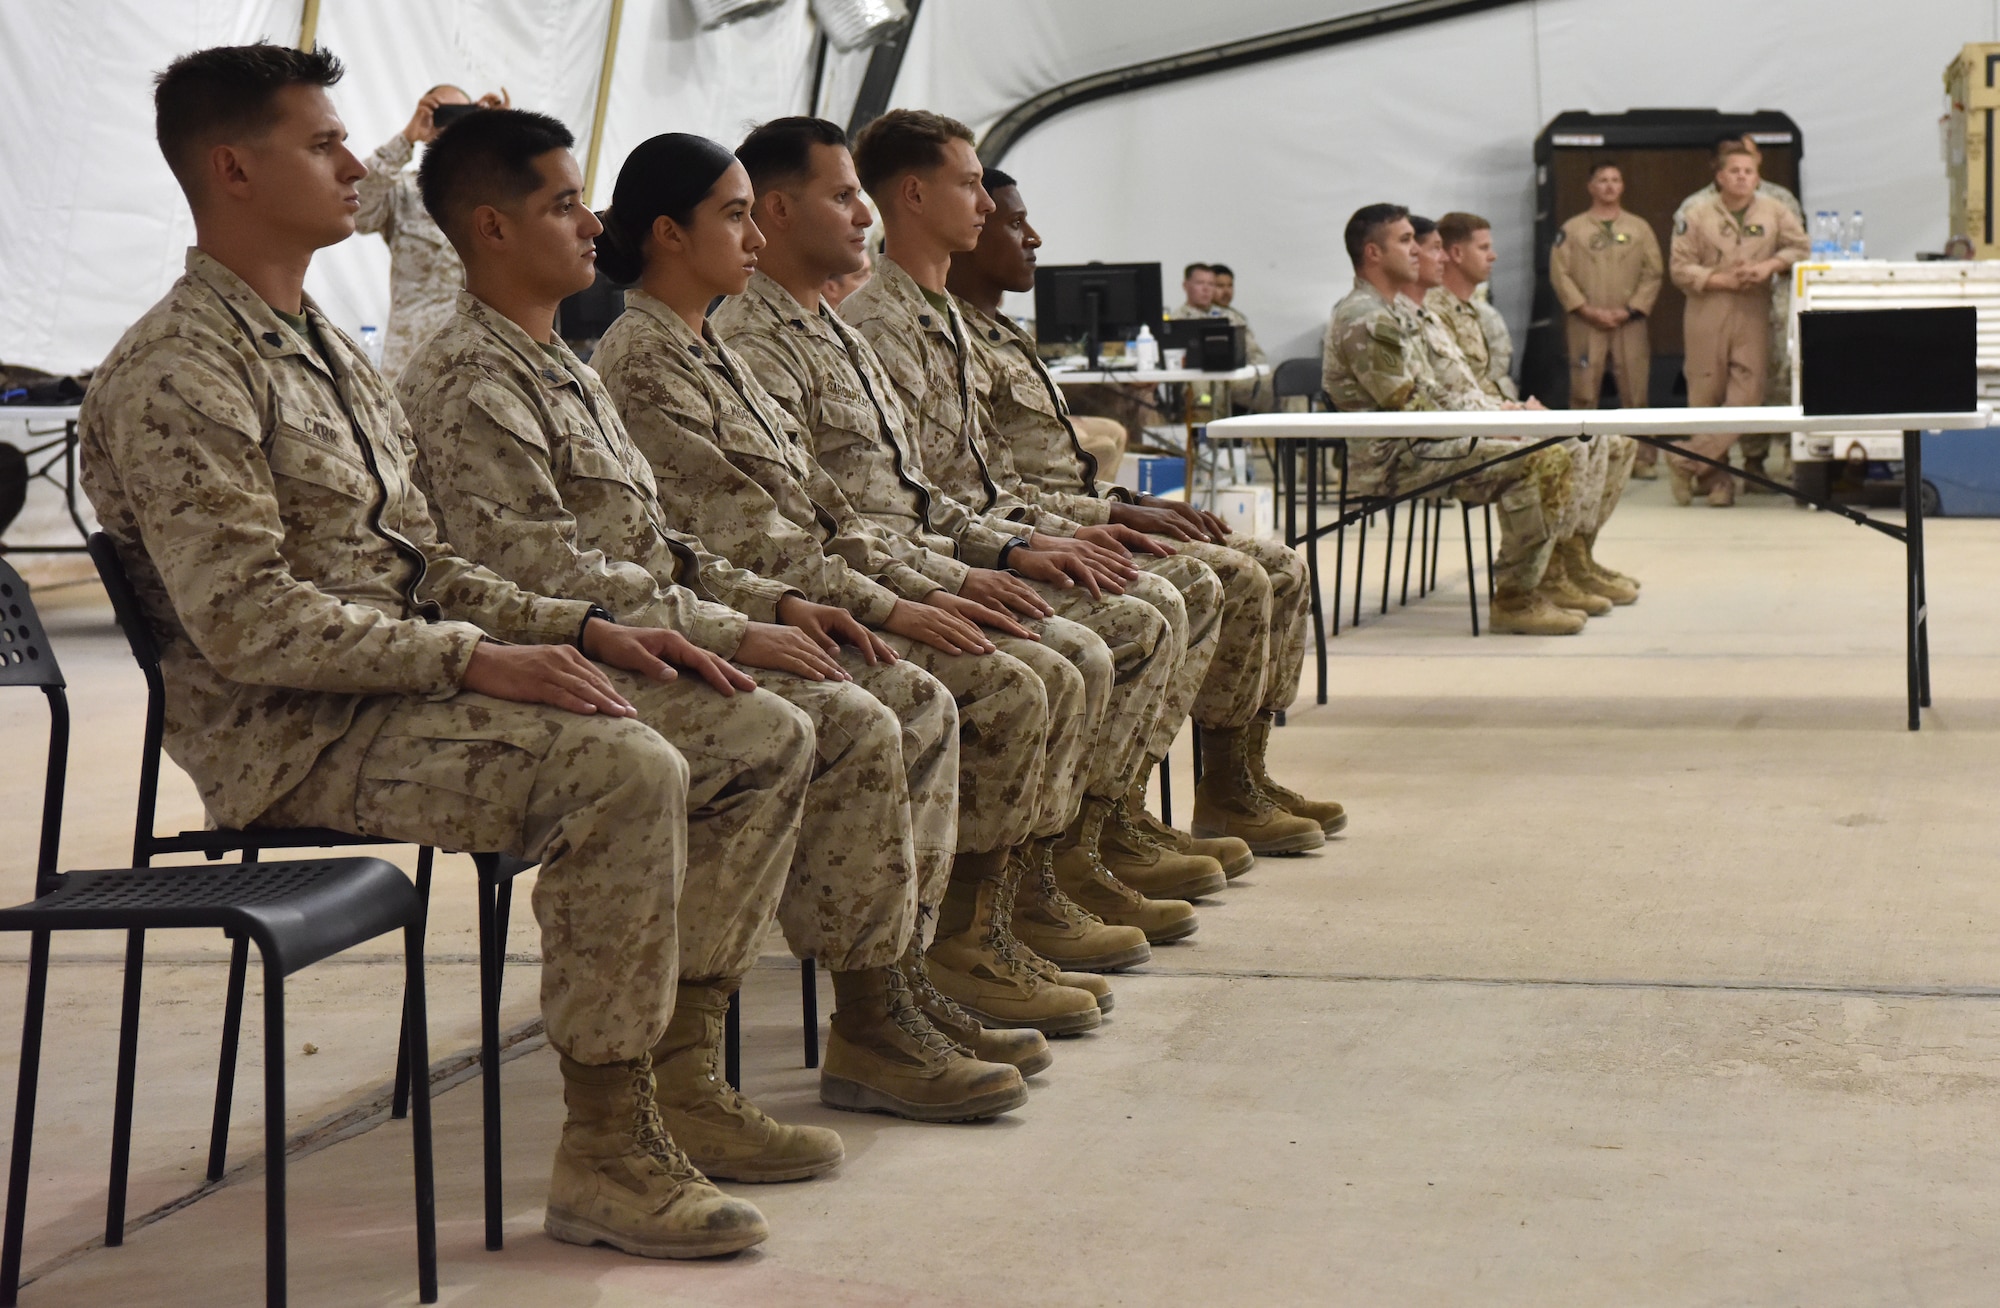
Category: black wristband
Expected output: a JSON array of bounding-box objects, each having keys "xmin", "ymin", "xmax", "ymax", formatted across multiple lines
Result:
[
  {"xmin": 576, "ymin": 604, "xmax": 615, "ymax": 652},
  {"xmin": 996, "ymin": 536, "xmax": 1032, "ymax": 570}
]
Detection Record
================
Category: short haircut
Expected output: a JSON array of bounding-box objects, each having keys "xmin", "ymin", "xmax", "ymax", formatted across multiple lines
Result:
[
  {"xmin": 1715, "ymin": 142, "xmax": 1757, "ymax": 168},
  {"xmin": 737, "ymin": 116, "xmax": 849, "ymax": 195},
  {"xmin": 981, "ymin": 166, "xmax": 1018, "ymax": 193},
  {"xmin": 153, "ymin": 43, "xmax": 345, "ymax": 193},
  {"xmin": 1183, "ymin": 262, "xmax": 1214, "ymax": 280},
  {"xmin": 1409, "ymin": 214, "xmax": 1437, "ymax": 240},
  {"xmin": 1587, "ymin": 159, "xmax": 1622, "ymax": 180},
  {"xmin": 851, "ymin": 108, "xmax": 974, "ymax": 197},
  {"xmin": 1436, "ymin": 211, "xmax": 1490, "ymax": 248},
  {"xmin": 1343, "ymin": 203, "xmax": 1409, "ymax": 268},
  {"xmin": 418, "ymin": 108, "xmax": 575, "ymax": 245},
  {"xmin": 1210, "ymin": 263, "xmax": 1234, "ymax": 279}
]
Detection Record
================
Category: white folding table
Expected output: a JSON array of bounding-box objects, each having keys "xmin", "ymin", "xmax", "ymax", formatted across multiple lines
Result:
[
  {"xmin": 0, "ymin": 405, "xmax": 87, "ymax": 555},
  {"xmin": 1207, "ymin": 406, "xmax": 1993, "ymax": 730}
]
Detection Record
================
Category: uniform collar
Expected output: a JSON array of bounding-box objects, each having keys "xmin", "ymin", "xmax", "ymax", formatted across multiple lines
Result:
[
  {"xmin": 624, "ymin": 287, "xmax": 726, "ymax": 362},
  {"xmin": 452, "ymin": 291, "xmax": 586, "ymax": 392},
  {"xmin": 954, "ymin": 295, "xmax": 1020, "ymax": 348},
  {"xmin": 742, "ymin": 269, "xmax": 844, "ymax": 347},
  {"xmin": 184, "ymin": 247, "xmax": 336, "ymax": 376},
  {"xmin": 869, "ymin": 253, "xmax": 961, "ymax": 345}
]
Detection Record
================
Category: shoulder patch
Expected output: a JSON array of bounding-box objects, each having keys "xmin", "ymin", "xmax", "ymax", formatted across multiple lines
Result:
[{"xmin": 1552, "ymin": 229, "xmax": 1566, "ymax": 247}]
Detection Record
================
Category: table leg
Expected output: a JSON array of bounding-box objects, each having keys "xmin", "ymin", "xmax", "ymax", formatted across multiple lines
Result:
[
  {"xmin": 1904, "ymin": 429, "xmax": 1930, "ymax": 729},
  {"xmin": 1307, "ymin": 441, "xmax": 1327, "ymax": 704}
]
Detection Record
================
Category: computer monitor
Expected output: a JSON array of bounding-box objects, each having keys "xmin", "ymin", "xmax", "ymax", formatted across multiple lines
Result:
[
  {"xmin": 1033, "ymin": 262, "xmax": 1163, "ymax": 367},
  {"xmin": 1799, "ymin": 306, "xmax": 1976, "ymax": 415}
]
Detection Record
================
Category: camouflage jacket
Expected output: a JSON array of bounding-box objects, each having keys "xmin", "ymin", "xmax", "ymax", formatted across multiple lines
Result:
[
  {"xmin": 956, "ymin": 297, "xmax": 1126, "ymax": 526},
  {"xmin": 1321, "ymin": 278, "xmax": 1475, "ymax": 480},
  {"xmin": 594, "ymin": 288, "xmax": 945, "ymax": 624},
  {"xmin": 838, "ymin": 256, "xmax": 1085, "ymax": 537},
  {"xmin": 354, "ymin": 134, "xmax": 464, "ymax": 382},
  {"xmin": 1424, "ymin": 285, "xmax": 1518, "ymax": 402},
  {"xmin": 713, "ymin": 269, "xmax": 1013, "ymax": 588},
  {"xmin": 79, "ymin": 250, "xmax": 595, "ymax": 827},
  {"xmin": 396, "ymin": 292, "xmax": 797, "ymax": 657},
  {"xmin": 1408, "ymin": 293, "xmax": 1504, "ymax": 411}
]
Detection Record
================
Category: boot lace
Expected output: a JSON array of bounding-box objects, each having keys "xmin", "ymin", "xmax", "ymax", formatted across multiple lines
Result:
[
  {"xmin": 899, "ymin": 949, "xmax": 978, "ymax": 1052},
  {"xmin": 885, "ymin": 965, "xmax": 967, "ymax": 1058},
  {"xmin": 1107, "ymin": 796, "xmax": 1173, "ymax": 855},
  {"xmin": 628, "ymin": 1061, "xmax": 703, "ymax": 1183},
  {"xmin": 981, "ymin": 855, "xmax": 1048, "ymax": 982},
  {"xmin": 1031, "ymin": 842, "xmax": 1105, "ymax": 931}
]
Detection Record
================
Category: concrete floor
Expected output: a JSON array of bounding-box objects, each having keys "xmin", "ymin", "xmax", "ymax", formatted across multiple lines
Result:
[{"xmin": 6, "ymin": 475, "xmax": 2000, "ymax": 1305}]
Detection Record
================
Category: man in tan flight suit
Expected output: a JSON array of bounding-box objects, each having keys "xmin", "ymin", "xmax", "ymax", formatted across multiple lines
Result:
[
  {"xmin": 399, "ymin": 110, "xmax": 1033, "ymax": 1150},
  {"xmin": 87, "ymin": 44, "xmax": 805, "ymax": 1260},
  {"xmin": 1551, "ymin": 161, "xmax": 1663, "ymax": 477},
  {"xmin": 355, "ymin": 83, "xmax": 507, "ymax": 378},
  {"xmin": 1668, "ymin": 143, "xmax": 1808, "ymax": 506},
  {"xmin": 1430, "ymin": 211, "xmax": 1639, "ymax": 604}
]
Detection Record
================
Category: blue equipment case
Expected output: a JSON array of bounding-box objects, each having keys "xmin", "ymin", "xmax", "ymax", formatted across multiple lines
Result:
[{"xmin": 1918, "ymin": 429, "xmax": 2000, "ymax": 517}]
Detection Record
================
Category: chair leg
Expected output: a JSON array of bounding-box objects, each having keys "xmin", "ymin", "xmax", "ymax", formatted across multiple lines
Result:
[
  {"xmin": 724, "ymin": 989, "xmax": 742, "ymax": 1091},
  {"xmin": 403, "ymin": 922, "xmax": 438, "ymax": 1304},
  {"xmin": 1400, "ymin": 498, "xmax": 1419, "ymax": 606},
  {"xmin": 1157, "ymin": 755, "xmax": 1172, "ymax": 828},
  {"xmin": 1, "ymin": 932, "xmax": 52, "ymax": 1307},
  {"xmin": 262, "ymin": 956, "xmax": 286, "ymax": 1308},
  {"xmin": 1417, "ymin": 499, "xmax": 1431, "ymax": 598},
  {"xmin": 1379, "ymin": 503, "xmax": 1397, "ymax": 615},
  {"xmin": 392, "ymin": 848, "xmax": 436, "ymax": 1122},
  {"xmin": 1484, "ymin": 505, "xmax": 1497, "ymax": 599},
  {"xmin": 104, "ymin": 928, "xmax": 146, "ymax": 1246},
  {"xmin": 1191, "ymin": 723, "xmax": 1204, "ymax": 783},
  {"xmin": 1462, "ymin": 503, "xmax": 1482, "ymax": 637},
  {"xmin": 800, "ymin": 960, "xmax": 819, "ymax": 1069},
  {"xmin": 1352, "ymin": 514, "xmax": 1368, "ymax": 629},
  {"xmin": 1430, "ymin": 499, "xmax": 1445, "ymax": 590},
  {"xmin": 477, "ymin": 876, "xmax": 504, "ymax": 1252},
  {"xmin": 206, "ymin": 933, "xmax": 250, "ymax": 1180},
  {"xmin": 1331, "ymin": 477, "xmax": 1348, "ymax": 639}
]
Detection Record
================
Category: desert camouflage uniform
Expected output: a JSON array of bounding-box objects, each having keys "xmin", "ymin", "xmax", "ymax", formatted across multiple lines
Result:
[
  {"xmin": 838, "ymin": 258, "xmax": 1177, "ymax": 795},
  {"xmin": 960, "ymin": 297, "xmax": 1313, "ymax": 739},
  {"xmin": 397, "ymin": 292, "xmax": 951, "ymax": 970},
  {"xmin": 599, "ymin": 290, "xmax": 1085, "ymax": 875},
  {"xmin": 1425, "ymin": 285, "xmax": 1633, "ymax": 538},
  {"xmin": 79, "ymin": 250, "xmax": 811, "ymax": 1063},
  {"xmin": 1322, "ymin": 277, "xmax": 1566, "ymax": 596},
  {"xmin": 354, "ymin": 135, "xmax": 464, "ymax": 382}
]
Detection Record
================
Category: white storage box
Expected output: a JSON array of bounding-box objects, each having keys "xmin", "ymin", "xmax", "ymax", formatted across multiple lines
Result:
[{"xmin": 1210, "ymin": 483, "xmax": 1275, "ymax": 541}]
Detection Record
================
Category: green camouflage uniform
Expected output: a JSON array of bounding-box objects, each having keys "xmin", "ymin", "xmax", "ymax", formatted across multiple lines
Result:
[
  {"xmin": 959, "ymin": 297, "xmax": 1313, "ymax": 740},
  {"xmin": 80, "ymin": 250, "xmax": 812, "ymax": 1063},
  {"xmin": 838, "ymin": 257, "xmax": 1177, "ymax": 796},
  {"xmin": 1321, "ymin": 277, "xmax": 1566, "ymax": 597},
  {"xmin": 597, "ymin": 289, "xmax": 1085, "ymax": 874},
  {"xmin": 354, "ymin": 134, "xmax": 463, "ymax": 382},
  {"xmin": 397, "ymin": 292, "xmax": 954, "ymax": 971}
]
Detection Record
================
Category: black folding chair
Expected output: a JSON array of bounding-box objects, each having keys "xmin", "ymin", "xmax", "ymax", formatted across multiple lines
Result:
[
  {"xmin": 85, "ymin": 534, "xmax": 535, "ymax": 1251},
  {"xmin": 0, "ymin": 557, "xmax": 437, "ymax": 1306}
]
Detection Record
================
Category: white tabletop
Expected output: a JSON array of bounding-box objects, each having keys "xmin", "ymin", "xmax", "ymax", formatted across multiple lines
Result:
[
  {"xmin": 1048, "ymin": 365, "xmax": 1265, "ymax": 385},
  {"xmin": 0, "ymin": 406, "xmax": 82, "ymax": 424},
  {"xmin": 1207, "ymin": 405, "xmax": 1993, "ymax": 442}
]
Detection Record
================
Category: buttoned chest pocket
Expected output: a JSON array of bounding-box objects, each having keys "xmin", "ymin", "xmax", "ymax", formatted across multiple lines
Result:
[
  {"xmin": 812, "ymin": 392, "xmax": 882, "ymax": 463},
  {"xmin": 1006, "ymin": 371, "xmax": 1060, "ymax": 420},
  {"xmin": 264, "ymin": 421, "xmax": 377, "ymax": 504},
  {"xmin": 564, "ymin": 435, "xmax": 662, "ymax": 531}
]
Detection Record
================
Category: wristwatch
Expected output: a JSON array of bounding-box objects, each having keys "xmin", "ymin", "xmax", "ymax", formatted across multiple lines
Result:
[
  {"xmin": 996, "ymin": 536, "xmax": 1033, "ymax": 570},
  {"xmin": 576, "ymin": 604, "xmax": 615, "ymax": 652}
]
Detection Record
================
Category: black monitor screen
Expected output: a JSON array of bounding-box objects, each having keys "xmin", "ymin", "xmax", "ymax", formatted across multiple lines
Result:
[
  {"xmin": 1033, "ymin": 262, "xmax": 1163, "ymax": 346},
  {"xmin": 1799, "ymin": 306, "xmax": 1977, "ymax": 415}
]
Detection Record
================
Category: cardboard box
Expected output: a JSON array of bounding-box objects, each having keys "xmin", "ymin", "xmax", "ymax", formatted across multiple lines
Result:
[{"xmin": 1210, "ymin": 483, "xmax": 1275, "ymax": 541}]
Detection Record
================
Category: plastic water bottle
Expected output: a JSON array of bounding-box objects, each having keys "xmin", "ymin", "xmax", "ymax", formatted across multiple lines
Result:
[
  {"xmin": 1133, "ymin": 323, "xmax": 1160, "ymax": 371},
  {"xmin": 1846, "ymin": 210, "xmax": 1866, "ymax": 260},
  {"xmin": 1810, "ymin": 211, "xmax": 1830, "ymax": 260},
  {"xmin": 358, "ymin": 324, "xmax": 382, "ymax": 367},
  {"xmin": 1828, "ymin": 211, "xmax": 1847, "ymax": 260}
]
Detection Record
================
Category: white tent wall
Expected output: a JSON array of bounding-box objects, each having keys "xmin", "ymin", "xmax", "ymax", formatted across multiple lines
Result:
[
  {"xmin": 0, "ymin": 0, "xmax": 305, "ymax": 375},
  {"xmin": 896, "ymin": 0, "xmax": 2000, "ymax": 376},
  {"xmin": 304, "ymin": 0, "xmax": 617, "ymax": 340}
]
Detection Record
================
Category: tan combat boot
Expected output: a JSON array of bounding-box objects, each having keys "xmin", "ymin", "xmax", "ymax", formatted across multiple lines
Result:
[
  {"xmin": 1534, "ymin": 547, "xmax": 1612, "ymax": 617},
  {"xmin": 1580, "ymin": 530, "xmax": 1640, "ymax": 592},
  {"xmin": 545, "ymin": 1054, "xmax": 769, "ymax": 1259},
  {"xmin": 1053, "ymin": 805, "xmax": 1200, "ymax": 943},
  {"xmin": 1096, "ymin": 795, "xmax": 1227, "ymax": 898},
  {"xmin": 1706, "ymin": 471, "xmax": 1736, "ymax": 506},
  {"xmin": 1191, "ymin": 725, "xmax": 1326, "ymax": 855},
  {"xmin": 1562, "ymin": 537, "xmax": 1636, "ymax": 606},
  {"xmin": 900, "ymin": 942, "xmax": 1054, "ymax": 1076},
  {"xmin": 1488, "ymin": 588, "xmax": 1587, "ymax": 635},
  {"xmin": 651, "ymin": 981, "xmax": 844, "ymax": 1183},
  {"xmin": 820, "ymin": 964, "xmax": 1029, "ymax": 1121},
  {"xmin": 1008, "ymin": 839, "xmax": 1153, "ymax": 972},
  {"xmin": 1244, "ymin": 712, "xmax": 1348, "ymax": 835},
  {"xmin": 1123, "ymin": 772, "xmax": 1255, "ymax": 877},
  {"xmin": 927, "ymin": 849, "xmax": 1104, "ymax": 1034},
  {"xmin": 1630, "ymin": 458, "xmax": 1660, "ymax": 481},
  {"xmin": 1667, "ymin": 459, "xmax": 1694, "ymax": 506}
]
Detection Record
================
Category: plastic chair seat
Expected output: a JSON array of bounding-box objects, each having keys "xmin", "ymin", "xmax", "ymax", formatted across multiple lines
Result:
[{"xmin": 0, "ymin": 858, "xmax": 422, "ymax": 977}]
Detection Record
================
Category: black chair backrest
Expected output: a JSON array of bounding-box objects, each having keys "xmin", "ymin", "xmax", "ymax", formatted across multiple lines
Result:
[
  {"xmin": 87, "ymin": 533, "xmax": 161, "ymax": 673},
  {"xmin": 0, "ymin": 557, "xmax": 63, "ymax": 691},
  {"xmin": 1273, "ymin": 357, "xmax": 1326, "ymax": 406}
]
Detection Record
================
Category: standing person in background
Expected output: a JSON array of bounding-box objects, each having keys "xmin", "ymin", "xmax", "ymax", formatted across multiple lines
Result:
[
  {"xmin": 1668, "ymin": 143, "xmax": 1808, "ymax": 507},
  {"xmin": 1550, "ymin": 162, "xmax": 1663, "ymax": 477},
  {"xmin": 355, "ymin": 81, "xmax": 508, "ymax": 378},
  {"xmin": 1674, "ymin": 136, "xmax": 1805, "ymax": 489}
]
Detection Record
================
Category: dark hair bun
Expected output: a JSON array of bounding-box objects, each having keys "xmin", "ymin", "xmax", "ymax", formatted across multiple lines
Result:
[{"xmin": 594, "ymin": 207, "xmax": 644, "ymax": 286}]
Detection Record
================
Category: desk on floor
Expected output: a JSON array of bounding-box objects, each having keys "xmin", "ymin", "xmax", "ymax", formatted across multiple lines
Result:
[{"xmin": 1207, "ymin": 406, "xmax": 1993, "ymax": 730}]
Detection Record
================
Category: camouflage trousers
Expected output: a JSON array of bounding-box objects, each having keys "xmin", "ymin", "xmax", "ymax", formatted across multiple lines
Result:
[
  {"xmin": 1034, "ymin": 575, "xmax": 1178, "ymax": 798},
  {"xmin": 255, "ymin": 672, "xmax": 814, "ymax": 1065},
  {"xmin": 1132, "ymin": 552, "xmax": 1223, "ymax": 758},
  {"xmin": 1556, "ymin": 433, "xmax": 1636, "ymax": 539},
  {"xmin": 1144, "ymin": 534, "xmax": 1309, "ymax": 733},
  {"xmin": 745, "ymin": 653, "xmax": 956, "ymax": 973},
  {"xmin": 886, "ymin": 616, "xmax": 1095, "ymax": 879},
  {"xmin": 1392, "ymin": 439, "xmax": 1569, "ymax": 597}
]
